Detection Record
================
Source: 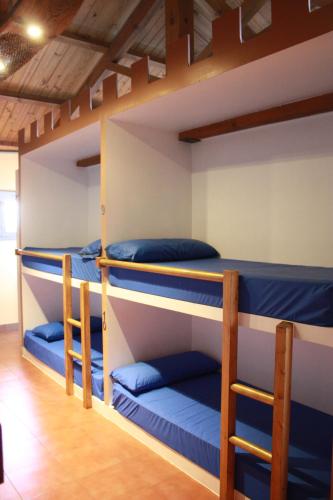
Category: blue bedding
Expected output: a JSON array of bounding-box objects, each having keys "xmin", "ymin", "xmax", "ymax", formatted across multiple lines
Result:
[
  {"xmin": 22, "ymin": 247, "xmax": 101, "ymax": 283},
  {"xmin": 24, "ymin": 330, "xmax": 104, "ymax": 400},
  {"xmin": 113, "ymin": 373, "xmax": 333, "ymax": 499},
  {"xmin": 109, "ymin": 257, "xmax": 333, "ymax": 327}
]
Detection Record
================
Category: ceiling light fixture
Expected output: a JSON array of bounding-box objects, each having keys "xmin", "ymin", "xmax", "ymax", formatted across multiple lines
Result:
[
  {"xmin": 26, "ymin": 24, "xmax": 43, "ymax": 41},
  {"xmin": 0, "ymin": 60, "xmax": 7, "ymax": 73}
]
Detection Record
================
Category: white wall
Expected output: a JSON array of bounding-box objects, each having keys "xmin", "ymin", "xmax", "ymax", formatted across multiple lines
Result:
[
  {"xmin": 192, "ymin": 112, "xmax": 333, "ymax": 267},
  {"xmin": 0, "ymin": 152, "xmax": 18, "ymax": 326},
  {"xmin": 87, "ymin": 165, "xmax": 101, "ymax": 243},
  {"xmin": 103, "ymin": 120, "xmax": 193, "ymax": 400},
  {"xmin": 191, "ymin": 112, "xmax": 333, "ymax": 414}
]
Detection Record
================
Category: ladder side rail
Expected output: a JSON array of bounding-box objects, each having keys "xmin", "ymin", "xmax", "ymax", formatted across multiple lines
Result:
[
  {"xmin": 63, "ymin": 254, "xmax": 74, "ymax": 396},
  {"xmin": 80, "ymin": 281, "xmax": 92, "ymax": 409}
]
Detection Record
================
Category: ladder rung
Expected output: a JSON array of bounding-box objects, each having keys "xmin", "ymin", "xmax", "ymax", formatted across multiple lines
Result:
[
  {"xmin": 67, "ymin": 318, "xmax": 81, "ymax": 329},
  {"xmin": 229, "ymin": 436, "xmax": 272, "ymax": 463},
  {"xmin": 231, "ymin": 383, "xmax": 274, "ymax": 406},
  {"xmin": 68, "ymin": 349, "xmax": 82, "ymax": 361}
]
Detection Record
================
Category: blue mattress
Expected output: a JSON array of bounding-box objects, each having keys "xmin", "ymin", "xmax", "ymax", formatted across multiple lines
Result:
[
  {"xmin": 22, "ymin": 247, "xmax": 101, "ymax": 283},
  {"xmin": 113, "ymin": 373, "xmax": 333, "ymax": 499},
  {"xmin": 24, "ymin": 330, "xmax": 104, "ymax": 400},
  {"xmin": 109, "ymin": 258, "xmax": 333, "ymax": 327}
]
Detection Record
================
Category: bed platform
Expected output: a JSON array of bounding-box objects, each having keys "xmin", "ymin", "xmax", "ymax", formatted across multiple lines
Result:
[
  {"xmin": 113, "ymin": 372, "xmax": 333, "ymax": 500},
  {"xmin": 24, "ymin": 330, "xmax": 104, "ymax": 400},
  {"xmin": 22, "ymin": 246, "xmax": 101, "ymax": 283},
  {"xmin": 108, "ymin": 257, "xmax": 333, "ymax": 328}
]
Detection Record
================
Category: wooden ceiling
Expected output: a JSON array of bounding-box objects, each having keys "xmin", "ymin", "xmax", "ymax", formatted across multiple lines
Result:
[{"xmin": 0, "ymin": 0, "xmax": 296, "ymax": 149}]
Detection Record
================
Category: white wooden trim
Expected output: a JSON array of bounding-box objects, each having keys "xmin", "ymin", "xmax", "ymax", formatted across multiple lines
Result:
[
  {"xmin": 20, "ymin": 266, "xmax": 333, "ymax": 347},
  {"xmin": 22, "ymin": 347, "xmax": 249, "ymax": 499},
  {"xmin": 22, "ymin": 266, "xmax": 102, "ymax": 294}
]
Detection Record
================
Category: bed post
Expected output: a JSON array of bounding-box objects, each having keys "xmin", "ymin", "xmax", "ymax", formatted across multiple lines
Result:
[
  {"xmin": 80, "ymin": 281, "xmax": 92, "ymax": 409},
  {"xmin": 220, "ymin": 270, "xmax": 239, "ymax": 500},
  {"xmin": 271, "ymin": 321, "xmax": 293, "ymax": 499},
  {"xmin": 63, "ymin": 254, "xmax": 74, "ymax": 396}
]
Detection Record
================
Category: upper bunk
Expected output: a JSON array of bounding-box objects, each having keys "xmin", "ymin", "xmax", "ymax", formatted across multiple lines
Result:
[{"xmin": 18, "ymin": 122, "xmax": 102, "ymax": 293}]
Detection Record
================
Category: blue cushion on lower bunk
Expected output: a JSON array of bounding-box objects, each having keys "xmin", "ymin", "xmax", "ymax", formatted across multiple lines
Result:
[
  {"xmin": 113, "ymin": 372, "xmax": 333, "ymax": 499},
  {"xmin": 24, "ymin": 330, "xmax": 104, "ymax": 400},
  {"xmin": 111, "ymin": 351, "xmax": 219, "ymax": 394},
  {"xmin": 32, "ymin": 322, "xmax": 64, "ymax": 342}
]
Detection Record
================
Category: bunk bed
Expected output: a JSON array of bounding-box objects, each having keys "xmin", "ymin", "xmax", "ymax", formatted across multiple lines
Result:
[{"xmin": 97, "ymin": 239, "xmax": 333, "ymax": 500}]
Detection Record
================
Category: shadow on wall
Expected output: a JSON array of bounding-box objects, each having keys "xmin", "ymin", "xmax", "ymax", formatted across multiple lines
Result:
[{"xmin": 108, "ymin": 297, "xmax": 192, "ymax": 369}]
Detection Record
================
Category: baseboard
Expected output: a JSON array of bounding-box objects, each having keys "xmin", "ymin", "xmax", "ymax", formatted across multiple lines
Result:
[{"xmin": 0, "ymin": 323, "xmax": 19, "ymax": 332}]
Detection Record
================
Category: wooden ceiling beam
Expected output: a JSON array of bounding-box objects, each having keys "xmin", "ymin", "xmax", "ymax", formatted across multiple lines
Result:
[
  {"xmin": 179, "ymin": 92, "xmax": 333, "ymax": 142},
  {"xmin": 58, "ymin": 32, "xmax": 109, "ymax": 54},
  {"xmin": 107, "ymin": 62, "xmax": 132, "ymax": 78},
  {"xmin": 165, "ymin": 0, "xmax": 194, "ymax": 62},
  {"xmin": 127, "ymin": 49, "xmax": 166, "ymax": 66},
  {"xmin": 81, "ymin": 0, "xmax": 158, "ymax": 92},
  {"xmin": 0, "ymin": 140, "xmax": 18, "ymax": 151},
  {"xmin": 76, "ymin": 154, "xmax": 100, "ymax": 167},
  {"xmin": 0, "ymin": 90, "xmax": 62, "ymax": 106}
]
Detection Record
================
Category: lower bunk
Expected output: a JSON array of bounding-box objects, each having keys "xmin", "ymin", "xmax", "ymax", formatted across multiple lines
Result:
[
  {"xmin": 111, "ymin": 352, "xmax": 333, "ymax": 500},
  {"xmin": 23, "ymin": 329, "xmax": 104, "ymax": 400}
]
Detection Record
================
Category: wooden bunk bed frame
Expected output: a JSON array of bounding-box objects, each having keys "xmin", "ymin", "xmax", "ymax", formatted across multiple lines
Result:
[
  {"xmin": 16, "ymin": 249, "xmax": 92, "ymax": 409},
  {"xmin": 97, "ymin": 257, "xmax": 294, "ymax": 500}
]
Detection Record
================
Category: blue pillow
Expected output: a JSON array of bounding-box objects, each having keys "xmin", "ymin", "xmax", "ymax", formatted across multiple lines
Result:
[
  {"xmin": 79, "ymin": 239, "xmax": 102, "ymax": 258},
  {"xmin": 106, "ymin": 238, "xmax": 219, "ymax": 263},
  {"xmin": 32, "ymin": 322, "xmax": 64, "ymax": 342},
  {"xmin": 111, "ymin": 351, "xmax": 219, "ymax": 394}
]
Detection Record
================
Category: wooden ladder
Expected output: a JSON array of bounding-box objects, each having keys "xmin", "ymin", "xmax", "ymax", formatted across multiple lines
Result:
[
  {"xmin": 220, "ymin": 270, "xmax": 294, "ymax": 499},
  {"xmin": 63, "ymin": 254, "xmax": 92, "ymax": 409}
]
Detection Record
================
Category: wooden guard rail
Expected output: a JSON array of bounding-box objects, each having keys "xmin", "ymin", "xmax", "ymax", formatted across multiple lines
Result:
[
  {"xmin": 98, "ymin": 258, "xmax": 294, "ymax": 498},
  {"xmin": 16, "ymin": 249, "xmax": 92, "ymax": 409}
]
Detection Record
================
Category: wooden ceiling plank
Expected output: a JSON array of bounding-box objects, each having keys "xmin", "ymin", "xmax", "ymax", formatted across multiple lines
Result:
[
  {"xmin": 58, "ymin": 31, "xmax": 110, "ymax": 53},
  {"xmin": 179, "ymin": 92, "xmax": 333, "ymax": 142},
  {"xmin": 128, "ymin": 48, "xmax": 166, "ymax": 65},
  {"xmin": 81, "ymin": 0, "xmax": 158, "ymax": 92},
  {"xmin": 242, "ymin": 0, "xmax": 269, "ymax": 26}
]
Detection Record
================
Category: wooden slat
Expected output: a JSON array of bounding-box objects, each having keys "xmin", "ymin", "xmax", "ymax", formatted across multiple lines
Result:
[
  {"xmin": 231, "ymin": 383, "xmax": 274, "ymax": 406},
  {"xmin": 67, "ymin": 318, "xmax": 81, "ymax": 329},
  {"xmin": 63, "ymin": 254, "xmax": 74, "ymax": 397},
  {"xmin": 165, "ymin": 0, "xmax": 194, "ymax": 62},
  {"xmin": 76, "ymin": 154, "xmax": 100, "ymax": 167},
  {"xmin": 81, "ymin": 0, "xmax": 158, "ymax": 91},
  {"xmin": 229, "ymin": 436, "xmax": 272, "ymax": 463},
  {"xmin": 271, "ymin": 321, "xmax": 294, "ymax": 499},
  {"xmin": 80, "ymin": 281, "xmax": 92, "ymax": 409},
  {"xmin": 67, "ymin": 349, "xmax": 83, "ymax": 361},
  {"xmin": 220, "ymin": 270, "xmax": 239, "ymax": 500},
  {"xmin": 179, "ymin": 92, "xmax": 333, "ymax": 142},
  {"xmin": 15, "ymin": 248, "xmax": 63, "ymax": 262},
  {"xmin": 97, "ymin": 258, "xmax": 224, "ymax": 283},
  {"xmin": 108, "ymin": 62, "xmax": 132, "ymax": 78}
]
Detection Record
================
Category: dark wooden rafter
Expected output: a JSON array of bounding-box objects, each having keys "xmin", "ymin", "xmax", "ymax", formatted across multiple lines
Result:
[
  {"xmin": 0, "ymin": 89, "xmax": 62, "ymax": 106},
  {"xmin": 165, "ymin": 0, "xmax": 194, "ymax": 62},
  {"xmin": 76, "ymin": 154, "xmax": 100, "ymax": 167},
  {"xmin": 79, "ymin": 0, "xmax": 158, "ymax": 93},
  {"xmin": 179, "ymin": 92, "xmax": 333, "ymax": 142}
]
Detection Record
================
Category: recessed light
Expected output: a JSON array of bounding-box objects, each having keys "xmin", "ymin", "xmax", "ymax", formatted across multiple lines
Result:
[
  {"xmin": 0, "ymin": 60, "xmax": 7, "ymax": 73},
  {"xmin": 26, "ymin": 24, "xmax": 43, "ymax": 40}
]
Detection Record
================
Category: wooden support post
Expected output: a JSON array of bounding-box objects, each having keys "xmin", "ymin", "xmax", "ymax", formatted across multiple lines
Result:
[
  {"xmin": 63, "ymin": 254, "xmax": 74, "ymax": 396},
  {"xmin": 80, "ymin": 282, "xmax": 92, "ymax": 409},
  {"xmin": 331, "ymin": 442, "xmax": 333, "ymax": 500},
  {"xmin": 271, "ymin": 321, "xmax": 294, "ymax": 499},
  {"xmin": 165, "ymin": 0, "xmax": 194, "ymax": 63},
  {"xmin": 220, "ymin": 270, "xmax": 239, "ymax": 499}
]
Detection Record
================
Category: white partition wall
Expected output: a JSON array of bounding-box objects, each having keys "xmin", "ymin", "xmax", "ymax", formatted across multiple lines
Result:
[
  {"xmin": 101, "ymin": 120, "xmax": 193, "ymax": 401},
  {"xmin": 19, "ymin": 122, "xmax": 101, "ymax": 334},
  {"xmin": 191, "ymin": 112, "xmax": 333, "ymax": 415}
]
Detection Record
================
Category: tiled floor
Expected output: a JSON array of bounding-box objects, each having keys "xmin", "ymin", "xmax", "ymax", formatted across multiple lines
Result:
[{"xmin": 0, "ymin": 331, "xmax": 216, "ymax": 499}]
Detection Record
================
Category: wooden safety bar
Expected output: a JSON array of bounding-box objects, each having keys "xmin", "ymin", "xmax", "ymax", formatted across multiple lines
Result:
[{"xmin": 16, "ymin": 248, "xmax": 92, "ymax": 409}]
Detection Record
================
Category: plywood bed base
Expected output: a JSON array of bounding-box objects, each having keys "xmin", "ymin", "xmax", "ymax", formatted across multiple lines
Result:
[
  {"xmin": 98, "ymin": 258, "xmax": 294, "ymax": 499},
  {"xmin": 16, "ymin": 249, "xmax": 93, "ymax": 409}
]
